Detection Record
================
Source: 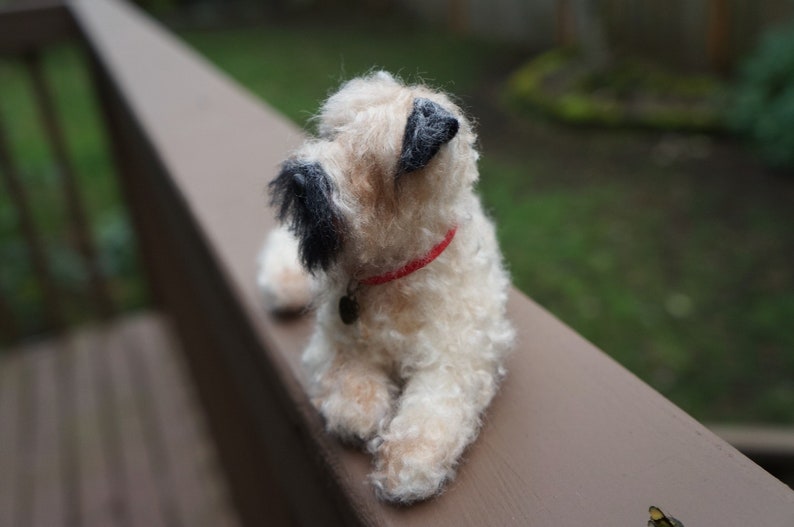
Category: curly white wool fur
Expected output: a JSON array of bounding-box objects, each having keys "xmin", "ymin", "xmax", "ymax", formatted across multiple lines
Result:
[
  {"xmin": 258, "ymin": 71, "xmax": 514, "ymax": 503},
  {"xmin": 256, "ymin": 227, "xmax": 314, "ymax": 313}
]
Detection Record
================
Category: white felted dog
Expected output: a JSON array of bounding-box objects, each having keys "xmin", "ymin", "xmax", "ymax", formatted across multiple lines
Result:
[{"xmin": 258, "ymin": 72, "xmax": 514, "ymax": 503}]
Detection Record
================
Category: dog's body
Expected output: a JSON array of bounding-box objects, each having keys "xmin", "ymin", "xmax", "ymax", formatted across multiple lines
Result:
[{"xmin": 258, "ymin": 72, "xmax": 514, "ymax": 503}]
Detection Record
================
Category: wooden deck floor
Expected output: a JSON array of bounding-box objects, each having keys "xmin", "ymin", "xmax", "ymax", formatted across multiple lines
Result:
[{"xmin": 0, "ymin": 312, "xmax": 240, "ymax": 527}]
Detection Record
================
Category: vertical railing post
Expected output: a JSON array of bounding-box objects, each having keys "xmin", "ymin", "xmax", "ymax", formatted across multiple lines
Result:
[
  {"xmin": 82, "ymin": 50, "xmax": 165, "ymax": 311},
  {"xmin": 0, "ymin": 284, "xmax": 21, "ymax": 342},
  {"xmin": 0, "ymin": 112, "xmax": 65, "ymax": 333},
  {"xmin": 24, "ymin": 50, "xmax": 115, "ymax": 319}
]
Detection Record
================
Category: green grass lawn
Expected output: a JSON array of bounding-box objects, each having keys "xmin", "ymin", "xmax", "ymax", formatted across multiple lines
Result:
[
  {"xmin": 478, "ymin": 145, "xmax": 794, "ymax": 423},
  {"xmin": 181, "ymin": 19, "xmax": 512, "ymax": 128},
  {"xmin": 1, "ymin": 17, "xmax": 792, "ymax": 425}
]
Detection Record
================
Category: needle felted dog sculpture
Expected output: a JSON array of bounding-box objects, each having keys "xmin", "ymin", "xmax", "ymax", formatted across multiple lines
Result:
[{"xmin": 258, "ymin": 71, "xmax": 514, "ymax": 503}]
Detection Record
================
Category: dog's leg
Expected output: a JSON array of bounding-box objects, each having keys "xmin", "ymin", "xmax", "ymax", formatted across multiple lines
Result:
[
  {"xmin": 303, "ymin": 334, "xmax": 397, "ymax": 443},
  {"xmin": 370, "ymin": 361, "xmax": 500, "ymax": 503},
  {"xmin": 257, "ymin": 226, "xmax": 314, "ymax": 313}
]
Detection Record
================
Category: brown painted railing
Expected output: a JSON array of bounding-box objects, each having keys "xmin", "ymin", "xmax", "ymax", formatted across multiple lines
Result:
[{"xmin": 2, "ymin": 1, "xmax": 793, "ymax": 526}]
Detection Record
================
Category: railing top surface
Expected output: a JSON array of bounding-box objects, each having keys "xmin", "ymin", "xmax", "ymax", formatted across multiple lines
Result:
[{"xmin": 60, "ymin": 0, "xmax": 794, "ymax": 525}]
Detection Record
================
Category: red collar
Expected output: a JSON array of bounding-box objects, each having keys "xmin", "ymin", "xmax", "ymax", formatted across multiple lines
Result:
[{"xmin": 359, "ymin": 226, "xmax": 457, "ymax": 286}]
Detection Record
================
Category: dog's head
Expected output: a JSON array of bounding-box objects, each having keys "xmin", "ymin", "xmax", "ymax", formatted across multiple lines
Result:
[{"xmin": 270, "ymin": 72, "xmax": 479, "ymax": 276}]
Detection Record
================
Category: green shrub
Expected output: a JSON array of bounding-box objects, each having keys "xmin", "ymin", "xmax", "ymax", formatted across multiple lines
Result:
[{"xmin": 730, "ymin": 22, "xmax": 794, "ymax": 172}]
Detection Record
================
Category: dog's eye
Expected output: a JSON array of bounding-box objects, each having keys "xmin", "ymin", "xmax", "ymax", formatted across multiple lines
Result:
[{"xmin": 317, "ymin": 128, "xmax": 337, "ymax": 141}]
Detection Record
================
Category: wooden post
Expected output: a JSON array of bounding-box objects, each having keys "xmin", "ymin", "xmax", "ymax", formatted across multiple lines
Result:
[
  {"xmin": 556, "ymin": 0, "xmax": 576, "ymax": 47},
  {"xmin": 446, "ymin": 0, "xmax": 468, "ymax": 35},
  {"xmin": 707, "ymin": 0, "xmax": 731, "ymax": 74},
  {"xmin": 0, "ymin": 284, "xmax": 21, "ymax": 342}
]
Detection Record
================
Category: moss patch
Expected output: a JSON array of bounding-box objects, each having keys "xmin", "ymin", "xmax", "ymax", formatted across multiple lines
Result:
[{"xmin": 506, "ymin": 49, "xmax": 726, "ymax": 132}]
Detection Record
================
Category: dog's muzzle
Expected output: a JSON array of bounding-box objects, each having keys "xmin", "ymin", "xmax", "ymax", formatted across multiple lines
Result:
[{"xmin": 269, "ymin": 160, "xmax": 343, "ymax": 272}]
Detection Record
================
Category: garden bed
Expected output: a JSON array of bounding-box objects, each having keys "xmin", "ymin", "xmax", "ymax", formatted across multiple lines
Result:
[{"xmin": 505, "ymin": 49, "xmax": 725, "ymax": 132}]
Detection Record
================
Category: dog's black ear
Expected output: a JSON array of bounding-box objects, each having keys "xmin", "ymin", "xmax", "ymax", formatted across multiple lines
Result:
[
  {"xmin": 269, "ymin": 161, "xmax": 343, "ymax": 272},
  {"xmin": 397, "ymin": 98, "xmax": 459, "ymax": 175}
]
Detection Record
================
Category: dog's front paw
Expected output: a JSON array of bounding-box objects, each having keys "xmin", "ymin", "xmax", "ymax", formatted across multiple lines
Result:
[
  {"xmin": 257, "ymin": 227, "xmax": 313, "ymax": 313},
  {"xmin": 316, "ymin": 372, "xmax": 395, "ymax": 443},
  {"xmin": 369, "ymin": 434, "xmax": 454, "ymax": 503}
]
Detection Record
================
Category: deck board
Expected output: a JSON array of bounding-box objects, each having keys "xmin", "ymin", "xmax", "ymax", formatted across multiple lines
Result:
[
  {"xmin": 0, "ymin": 346, "xmax": 23, "ymax": 526},
  {"xmin": 128, "ymin": 317, "xmax": 237, "ymax": 527},
  {"xmin": 28, "ymin": 341, "xmax": 67, "ymax": 527},
  {"xmin": 72, "ymin": 327, "xmax": 119, "ymax": 527},
  {"xmin": 0, "ymin": 312, "xmax": 240, "ymax": 527},
  {"xmin": 107, "ymin": 318, "xmax": 172, "ymax": 527}
]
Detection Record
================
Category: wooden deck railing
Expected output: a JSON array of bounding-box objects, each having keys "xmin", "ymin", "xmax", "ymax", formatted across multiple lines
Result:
[
  {"xmin": 3, "ymin": 1, "xmax": 794, "ymax": 526},
  {"xmin": 0, "ymin": 2, "xmax": 102, "ymax": 339}
]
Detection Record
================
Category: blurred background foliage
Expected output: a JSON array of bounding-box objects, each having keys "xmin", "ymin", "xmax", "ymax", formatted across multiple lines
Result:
[
  {"xmin": 1, "ymin": 0, "xmax": 792, "ymax": 425},
  {"xmin": 729, "ymin": 20, "xmax": 794, "ymax": 172}
]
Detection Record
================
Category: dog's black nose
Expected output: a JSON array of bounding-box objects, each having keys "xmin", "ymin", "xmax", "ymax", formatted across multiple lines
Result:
[{"xmin": 291, "ymin": 171, "xmax": 306, "ymax": 192}]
